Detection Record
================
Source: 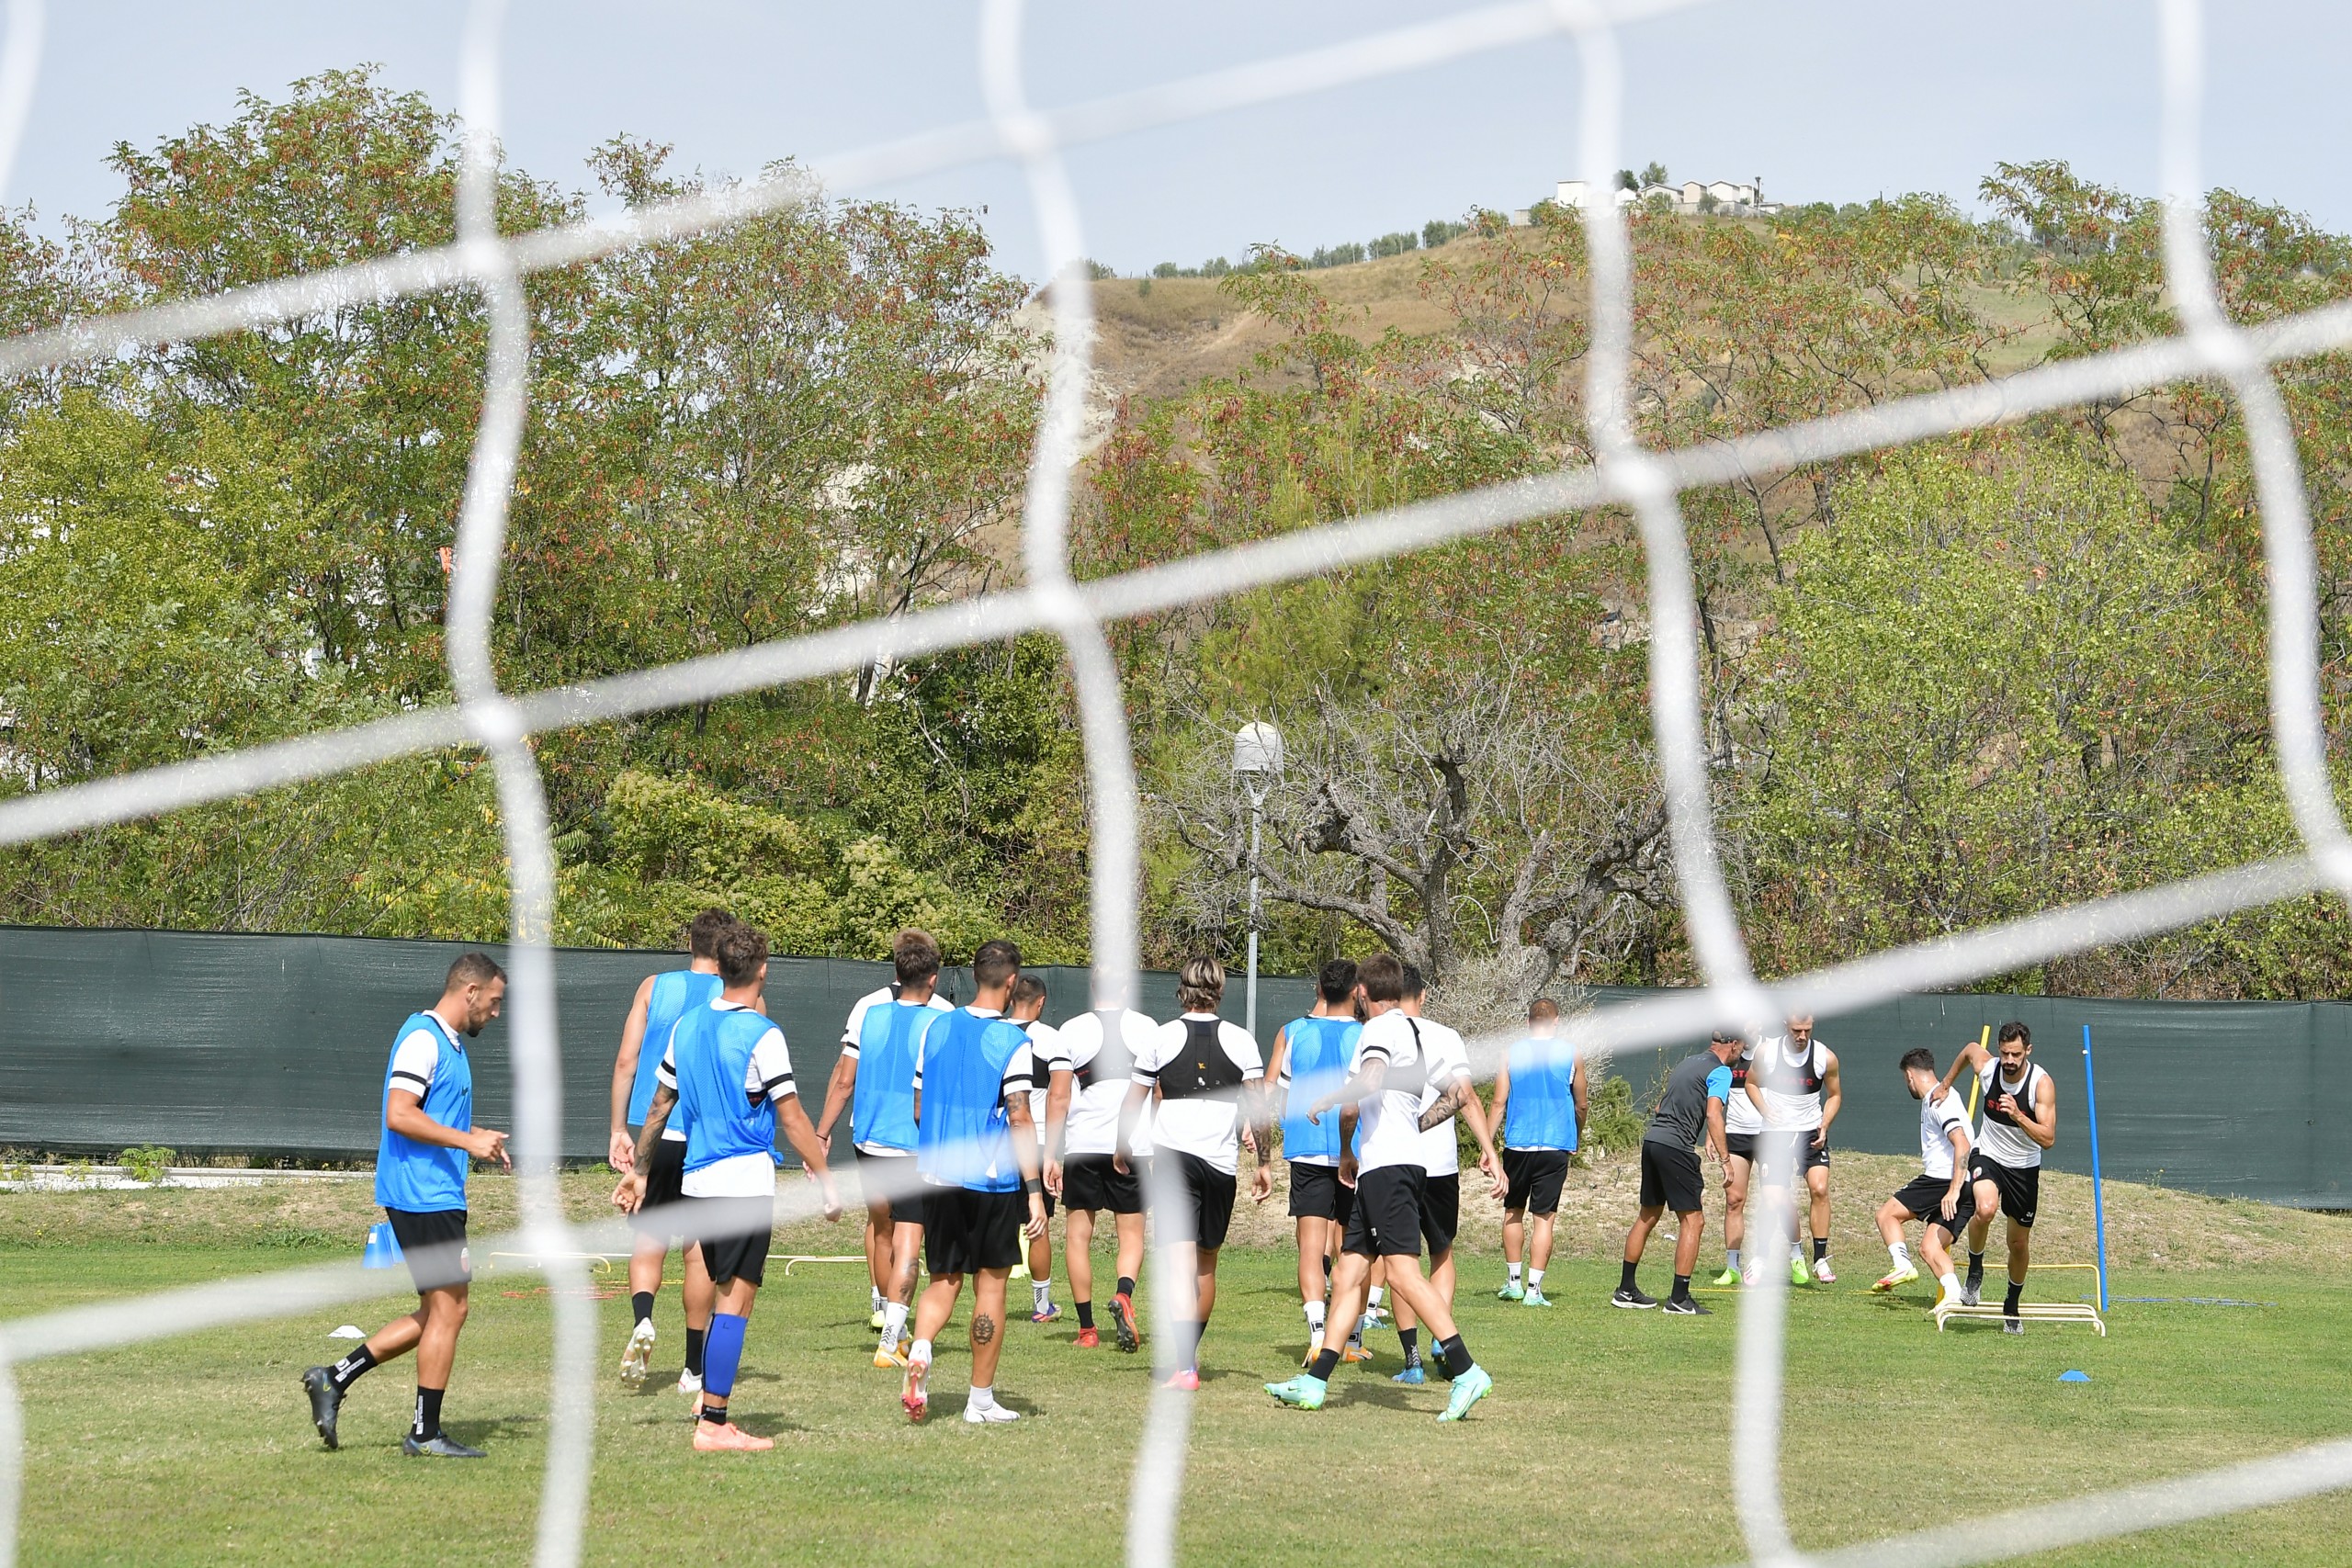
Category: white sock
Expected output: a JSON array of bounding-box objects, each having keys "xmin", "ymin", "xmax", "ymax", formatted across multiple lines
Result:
[
  {"xmin": 871, "ymin": 1285, "xmax": 884, "ymax": 1312},
  {"xmin": 910, "ymin": 1337, "xmax": 933, "ymax": 1363},
  {"xmin": 1305, "ymin": 1300, "xmax": 1326, "ymax": 1335},
  {"xmin": 1889, "ymin": 1240, "xmax": 1912, "ymax": 1269},
  {"xmin": 882, "ymin": 1301, "xmax": 909, "ymax": 1348},
  {"xmin": 1506, "ymin": 1262, "xmax": 1522, "ymax": 1285},
  {"xmin": 1528, "ymin": 1268, "xmax": 1545, "ymax": 1290},
  {"xmin": 1792, "ymin": 1243, "xmax": 1806, "ymax": 1263},
  {"xmin": 967, "ymin": 1383, "xmax": 997, "ymax": 1412},
  {"xmin": 1367, "ymin": 1286, "xmax": 1385, "ymax": 1310},
  {"xmin": 1725, "ymin": 1248, "xmax": 1740, "ymax": 1269},
  {"xmin": 1939, "ymin": 1271, "xmax": 1962, "ymax": 1299},
  {"xmin": 1033, "ymin": 1280, "xmax": 1052, "ymax": 1312}
]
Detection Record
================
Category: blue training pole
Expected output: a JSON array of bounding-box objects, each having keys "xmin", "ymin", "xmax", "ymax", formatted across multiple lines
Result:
[{"xmin": 2082, "ymin": 1023, "xmax": 2109, "ymax": 1314}]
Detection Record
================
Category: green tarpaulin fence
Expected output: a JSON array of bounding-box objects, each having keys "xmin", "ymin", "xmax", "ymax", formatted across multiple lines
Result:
[{"xmin": 1, "ymin": 927, "xmax": 2342, "ymax": 1206}]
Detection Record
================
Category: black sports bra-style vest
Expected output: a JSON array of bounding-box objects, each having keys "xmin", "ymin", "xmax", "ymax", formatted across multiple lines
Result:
[{"xmin": 1159, "ymin": 1017, "xmax": 1245, "ymax": 1100}]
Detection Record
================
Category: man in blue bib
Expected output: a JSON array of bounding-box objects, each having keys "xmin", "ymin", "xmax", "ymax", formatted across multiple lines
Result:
[
  {"xmin": 303, "ymin": 953, "xmax": 509, "ymax": 1457},
  {"xmin": 1264, "ymin": 958, "xmax": 1361, "ymax": 1353},
  {"xmin": 898, "ymin": 939, "xmax": 1047, "ymax": 1425},
  {"xmin": 606, "ymin": 907, "xmax": 733, "ymax": 1396},
  {"xmin": 1487, "ymin": 997, "xmax": 1588, "ymax": 1306}
]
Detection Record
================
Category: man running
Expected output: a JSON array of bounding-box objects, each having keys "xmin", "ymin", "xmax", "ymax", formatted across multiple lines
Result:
[
  {"xmin": 1057, "ymin": 1002, "xmax": 1159, "ymax": 1351},
  {"xmin": 616, "ymin": 922, "xmax": 842, "ymax": 1452},
  {"xmin": 1008, "ymin": 974, "xmax": 1072, "ymax": 1325},
  {"xmin": 1614, "ymin": 1025, "xmax": 1738, "ymax": 1315},
  {"xmin": 607, "ymin": 908, "xmax": 733, "ymax": 1396},
  {"xmin": 1747, "ymin": 1013, "xmax": 1842, "ymax": 1285},
  {"xmin": 901, "ymin": 939, "xmax": 1049, "ymax": 1425},
  {"xmin": 1873, "ymin": 1047, "xmax": 1974, "ymax": 1307},
  {"xmin": 1389, "ymin": 965, "xmax": 1503, "ymax": 1384},
  {"xmin": 1936, "ymin": 1021, "xmax": 2056, "ymax": 1332},
  {"xmin": 1121, "ymin": 956, "xmax": 1271, "ymax": 1390},
  {"xmin": 814, "ymin": 929, "xmax": 952, "ymax": 1368},
  {"xmin": 1266, "ymin": 953, "xmax": 1495, "ymax": 1421},
  {"xmin": 1487, "ymin": 997, "xmax": 1585, "ymax": 1308},
  {"xmin": 304, "ymin": 953, "xmax": 509, "ymax": 1456},
  {"xmin": 1264, "ymin": 958, "xmax": 1360, "ymax": 1356},
  {"xmin": 816, "ymin": 930, "xmax": 954, "ymax": 1349},
  {"xmin": 1715, "ymin": 1030, "xmax": 1759, "ymax": 1285}
]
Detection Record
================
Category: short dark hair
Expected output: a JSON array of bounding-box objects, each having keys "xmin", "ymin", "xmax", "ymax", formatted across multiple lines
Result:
[
  {"xmin": 1010, "ymin": 974, "xmax": 1049, "ymax": 1008},
  {"xmin": 1528, "ymin": 998, "xmax": 1561, "ymax": 1022},
  {"xmin": 1178, "ymin": 955, "xmax": 1226, "ymax": 1013},
  {"xmin": 893, "ymin": 929, "xmax": 942, "ymax": 986},
  {"xmin": 717, "ymin": 924, "xmax": 770, "ymax": 987},
  {"xmin": 1399, "ymin": 964, "xmax": 1426, "ymax": 1000},
  {"xmin": 1899, "ymin": 1047, "xmax": 1937, "ymax": 1075},
  {"xmin": 1710, "ymin": 1025, "xmax": 1742, "ymax": 1045},
  {"xmin": 1997, "ymin": 1020, "xmax": 2031, "ymax": 1048},
  {"xmin": 446, "ymin": 952, "xmax": 504, "ymax": 990},
  {"xmin": 1317, "ymin": 958, "xmax": 1359, "ymax": 1006},
  {"xmin": 1358, "ymin": 953, "xmax": 1405, "ymax": 1004},
  {"xmin": 973, "ymin": 938, "xmax": 1023, "ymax": 990},
  {"xmin": 686, "ymin": 908, "xmax": 735, "ymax": 959}
]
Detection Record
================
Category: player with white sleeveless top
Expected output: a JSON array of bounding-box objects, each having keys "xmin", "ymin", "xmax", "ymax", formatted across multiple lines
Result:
[
  {"xmin": 1933, "ymin": 1020, "xmax": 2057, "ymax": 1331},
  {"xmin": 1873, "ymin": 1047, "xmax": 1976, "ymax": 1305},
  {"xmin": 1745, "ymin": 1013, "xmax": 1842, "ymax": 1285},
  {"xmin": 1714, "ymin": 1032, "xmax": 1760, "ymax": 1285}
]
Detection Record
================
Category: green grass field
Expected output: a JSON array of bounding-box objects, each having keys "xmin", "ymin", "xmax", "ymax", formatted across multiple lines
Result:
[{"xmin": 6, "ymin": 1160, "xmax": 2350, "ymax": 1565}]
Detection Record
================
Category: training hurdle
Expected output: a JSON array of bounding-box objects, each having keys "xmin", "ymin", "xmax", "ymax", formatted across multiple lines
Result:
[
  {"xmin": 778, "ymin": 1254, "xmax": 865, "ymax": 1275},
  {"xmin": 484, "ymin": 1250, "xmax": 629, "ymax": 1275},
  {"xmin": 1934, "ymin": 1299, "xmax": 2105, "ymax": 1335}
]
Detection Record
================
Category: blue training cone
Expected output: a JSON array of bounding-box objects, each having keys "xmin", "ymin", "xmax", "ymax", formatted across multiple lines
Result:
[
  {"xmin": 2059, "ymin": 1370, "xmax": 2091, "ymax": 1383},
  {"xmin": 362, "ymin": 1221, "xmax": 404, "ymax": 1269}
]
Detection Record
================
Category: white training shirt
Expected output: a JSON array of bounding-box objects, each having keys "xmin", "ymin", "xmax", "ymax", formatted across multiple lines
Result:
[
  {"xmin": 1133, "ymin": 1014, "xmax": 1264, "ymax": 1176},
  {"xmin": 1059, "ymin": 1008, "xmax": 1160, "ymax": 1157},
  {"xmin": 1349, "ymin": 1009, "xmax": 1430, "ymax": 1173},
  {"xmin": 387, "ymin": 1021, "xmax": 451, "ymax": 1100},
  {"xmin": 1411, "ymin": 1016, "xmax": 1471, "ymax": 1177},
  {"xmin": 1022, "ymin": 1019, "xmax": 1069, "ymax": 1134},
  {"xmin": 839, "ymin": 983, "xmax": 954, "ymax": 1050},
  {"xmin": 1752, "ymin": 1035, "xmax": 1828, "ymax": 1132},
  {"xmin": 1724, "ymin": 1045, "xmax": 1762, "ymax": 1135},
  {"xmin": 1918, "ymin": 1088, "xmax": 1971, "ymax": 1180},
  {"xmin": 1974, "ymin": 1059, "xmax": 2049, "ymax": 1169},
  {"xmin": 659, "ymin": 1000, "xmax": 798, "ymax": 1199}
]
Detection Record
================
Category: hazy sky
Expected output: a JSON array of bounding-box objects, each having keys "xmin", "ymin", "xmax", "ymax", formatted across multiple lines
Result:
[{"xmin": 9, "ymin": 1, "xmax": 2345, "ymax": 281}]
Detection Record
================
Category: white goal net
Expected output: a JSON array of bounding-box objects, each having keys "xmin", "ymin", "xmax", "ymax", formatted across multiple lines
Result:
[{"xmin": 5, "ymin": 0, "xmax": 2352, "ymax": 1563}]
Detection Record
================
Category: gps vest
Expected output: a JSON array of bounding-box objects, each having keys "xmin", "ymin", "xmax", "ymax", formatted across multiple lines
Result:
[
  {"xmin": 375, "ymin": 1012, "xmax": 472, "ymax": 1213},
  {"xmin": 1159, "ymin": 1017, "xmax": 1245, "ymax": 1100},
  {"xmin": 628, "ymin": 968, "xmax": 723, "ymax": 1127}
]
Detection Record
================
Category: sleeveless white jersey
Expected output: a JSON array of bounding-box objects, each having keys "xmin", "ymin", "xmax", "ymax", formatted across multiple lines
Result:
[
  {"xmin": 1974, "ymin": 1060, "xmax": 2049, "ymax": 1169},
  {"xmin": 1752, "ymin": 1037, "xmax": 1827, "ymax": 1132},
  {"xmin": 1724, "ymin": 1047, "xmax": 1761, "ymax": 1134}
]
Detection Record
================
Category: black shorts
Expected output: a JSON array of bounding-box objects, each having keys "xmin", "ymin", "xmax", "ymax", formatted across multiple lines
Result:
[
  {"xmin": 628, "ymin": 1135, "xmax": 688, "ymax": 1236},
  {"xmin": 924, "ymin": 1185, "xmax": 1026, "ymax": 1275},
  {"xmin": 1341, "ymin": 1165, "xmax": 1426, "ymax": 1258},
  {"xmin": 688, "ymin": 1197, "xmax": 773, "ymax": 1288},
  {"xmin": 1287, "ymin": 1160, "xmax": 1355, "ymax": 1226},
  {"xmin": 1758, "ymin": 1134, "xmax": 1831, "ymax": 1183},
  {"xmin": 1891, "ymin": 1173, "xmax": 1977, "ymax": 1237},
  {"xmin": 1158, "ymin": 1150, "xmax": 1238, "ymax": 1251},
  {"xmin": 385, "ymin": 1207, "xmax": 470, "ymax": 1293},
  {"xmin": 1419, "ymin": 1170, "xmax": 1461, "ymax": 1257},
  {"xmin": 855, "ymin": 1147, "xmax": 922, "ymax": 1227},
  {"xmin": 1062, "ymin": 1153, "xmax": 1142, "ymax": 1214},
  {"xmin": 1638, "ymin": 1142, "xmax": 1705, "ymax": 1214},
  {"xmin": 1501, "ymin": 1147, "xmax": 1569, "ymax": 1216},
  {"xmin": 1723, "ymin": 1132, "xmax": 1758, "ymax": 1163},
  {"xmin": 1969, "ymin": 1153, "xmax": 2041, "ymax": 1228}
]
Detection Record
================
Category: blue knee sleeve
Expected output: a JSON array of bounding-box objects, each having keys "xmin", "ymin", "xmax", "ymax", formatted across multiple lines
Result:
[{"xmin": 704, "ymin": 1313, "xmax": 748, "ymax": 1399}]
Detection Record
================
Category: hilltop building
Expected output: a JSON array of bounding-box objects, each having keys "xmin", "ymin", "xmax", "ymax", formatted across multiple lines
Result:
[{"xmin": 1555, "ymin": 176, "xmax": 1781, "ymax": 216}]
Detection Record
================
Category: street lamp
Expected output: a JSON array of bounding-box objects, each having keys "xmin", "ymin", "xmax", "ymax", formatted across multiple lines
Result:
[{"xmin": 1231, "ymin": 721, "xmax": 1284, "ymax": 1040}]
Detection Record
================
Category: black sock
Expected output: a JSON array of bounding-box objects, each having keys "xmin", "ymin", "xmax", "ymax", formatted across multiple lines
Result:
[
  {"xmin": 1321, "ymin": 1255, "xmax": 1332, "ymax": 1284},
  {"xmin": 2005, "ymin": 1280, "xmax": 2023, "ymax": 1315},
  {"xmin": 631, "ymin": 1291, "xmax": 655, "ymax": 1327},
  {"xmin": 1967, "ymin": 1251, "xmax": 1985, "ymax": 1280},
  {"xmin": 1309, "ymin": 1348, "xmax": 1340, "ymax": 1381},
  {"xmin": 684, "ymin": 1326, "xmax": 707, "ymax": 1377},
  {"xmin": 1672, "ymin": 1274, "xmax": 1691, "ymax": 1302},
  {"xmin": 700, "ymin": 1403, "xmax": 729, "ymax": 1426},
  {"xmin": 1116, "ymin": 1276, "xmax": 1136, "ymax": 1299},
  {"xmin": 1398, "ymin": 1326, "xmax": 1419, "ymax": 1364},
  {"xmin": 1182, "ymin": 1321, "xmax": 1203, "ymax": 1372},
  {"xmin": 328, "ymin": 1345, "xmax": 377, "ymax": 1393},
  {"xmin": 1812, "ymin": 1237, "xmax": 1828, "ymax": 1262},
  {"xmin": 1436, "ymin": 1334, "xmax": 1475, "ymax": 1380},
  {"xmin": 411, "ymin": 1386, "xmax": 444, "ymax": 1440},
  {"xmin": 1620, "ymin": 1259, "xmax": 1640, "ymax": 1292},
  {"xmin": 1075, "ymin": 1300, "xmax": 1095, "ymax": 1331}
]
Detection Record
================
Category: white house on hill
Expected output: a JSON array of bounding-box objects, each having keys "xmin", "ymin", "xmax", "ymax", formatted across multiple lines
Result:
[{"xmin": 1555, "ymin": 176, "xmax": 1780, "ymax": 216}]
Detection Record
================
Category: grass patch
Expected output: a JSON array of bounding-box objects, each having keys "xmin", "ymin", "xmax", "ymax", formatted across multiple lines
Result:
[{"xmin": 6, "ymin": 1173, "xmax": 2351, "ymax": 1564}]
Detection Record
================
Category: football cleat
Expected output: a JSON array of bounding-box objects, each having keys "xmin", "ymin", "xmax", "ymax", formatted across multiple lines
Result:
[
  {"xmin": 1265, "ymin": 1373, "xmax": 1327, "ymax": 1410},
  {"xmin": 1812, "ymin": 1257, "xmax": 1838, "ymax": 1284},
  {"xmin": 1075, "ymin": 1326, "xmax": 1101, "ymax": 1348},
  {"xmin": 300, "ymin": 1367, "xmax": 342, "ymax": 1450},
  {"xmin": 1110, "ymin": 1292, "xmax": 1140, "ymax": 1354},
  {"xmin": 1611, "ymin": 1285, "xmax": 1657, "ymax": 1310},
  {"xmin": 692, "ymin": 1419, "xmax": 774, "ymax": 1452},
  {"xmin": 1495, "ymin": 1281, "xmax": 1524, "ymax": 1302},
  {"xmin": 619, "ymin": 1319, "xmax": 657, "ymax": 1389},
  {"xmin": 901, "ymin": 1351, "xmax": 933, "ymax": 1422},
  {"xmin": 1662, "ymin": 1296, "xmax": 1712, "ymax": 1315},
  {"xmin": 1438, "ymin": 1364, "xmax": 1492, "ymax": 1421},
  {"xmin": 401, "ymin": 1432, "xmax": 486, "ymax": 1458},
  {"xmin": 1872, "ymin": 1264, "xmax": 1919, "ymax": 1293}
]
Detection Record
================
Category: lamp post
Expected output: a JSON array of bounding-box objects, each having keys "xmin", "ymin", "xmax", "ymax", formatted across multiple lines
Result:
[{"xmin": 1231, "ymin": 721, "xmax": 1284, "ymax": 1040}]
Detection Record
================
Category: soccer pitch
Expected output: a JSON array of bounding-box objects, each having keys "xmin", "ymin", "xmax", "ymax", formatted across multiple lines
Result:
[{"xmin": 6, "ymin": 1157, "xmax": 2349, "ymax": 1566}]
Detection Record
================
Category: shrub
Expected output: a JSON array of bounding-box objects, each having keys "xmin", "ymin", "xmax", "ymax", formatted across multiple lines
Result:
[{"xmin": 119, "ymin": 1145, "xmax": 176, "ymax": 1185}]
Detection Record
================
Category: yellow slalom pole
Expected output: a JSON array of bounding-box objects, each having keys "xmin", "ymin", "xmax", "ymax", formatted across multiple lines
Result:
[{"xmin": 1965, "ymin": 1025, "xmax": 1989, "ymax": 1119}]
